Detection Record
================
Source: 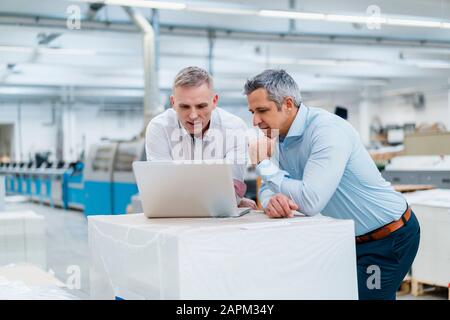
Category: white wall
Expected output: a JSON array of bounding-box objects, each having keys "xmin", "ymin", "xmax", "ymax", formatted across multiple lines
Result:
[
  {"xmin": 0, "ymin": 101, "xmax": 144, "ymax": 162},
  {"xmin": 377, "ymin": 90, "xmax": 450, "ymax": 129},
  {"xmin": 63, "ymin": 104, "xmax": 144, "ymax": 161},
  {"xmin": 3, "ymin": 88, "xmax": 446, "ymax": 163},
  {"xmin": 0, "ymin": 102, "xmax": 55, "ymax": 161}
]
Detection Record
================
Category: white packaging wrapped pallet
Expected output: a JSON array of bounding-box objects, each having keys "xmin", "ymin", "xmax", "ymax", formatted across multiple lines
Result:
[
  {"xmin": 0, "ymin": 176, "xmax": 5, "ymax": 211},
  {"xmin": 89, "ymin": 212, "xmax": 358, "ymax": 300},
  {"xmin": 0, "ymin": 211, "xmax": 46, "ymax": 269},
  {"xmin": 405, "ymin": 189, "xmax": 450, "ymax": 288},
  {"xmin": 0, "ymin": 264, "xmax": 78, "ymax": 300}
]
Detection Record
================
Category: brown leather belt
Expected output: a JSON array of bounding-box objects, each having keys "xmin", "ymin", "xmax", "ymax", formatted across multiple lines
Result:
[{"xmin": 356, "ymin": 206, "xmax": 411, "ymax": 244}]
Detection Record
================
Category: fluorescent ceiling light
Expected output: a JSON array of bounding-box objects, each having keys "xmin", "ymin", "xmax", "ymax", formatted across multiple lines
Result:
[
  {"xmin": 412, "ymin": 61, "xmax": 450, "ymax": 69},
  {"xmin": 71, "ymin": 1, "xmax": 450, "ymax": 30},
  {"xmin": 104, "ymin": 0, "xmax": 186, "ymax": 10},
  {"xmin": 259, "ymin": 9, "xmax": 450, "ymax": 30},
  {"xmin": 259, "ymin": 10, "xmax": 325, "ymax": 20},
  {"xmin": 325, "ymin": 14, "xmax": 369, "ymax": 23},
  {"xmin": 325, "ymin": 14, "xmax": 386, "ymax": 24},
  {"xmin": 386, "ymin": 18, "xmax": 442, "ymax": 28},
  {"xmin": 267, "ymin": 57, "xmax": 380, "ymax": 67},
  {"xmin": 187, "ymin": 6, "xmax": 257, "ymax": 15}
]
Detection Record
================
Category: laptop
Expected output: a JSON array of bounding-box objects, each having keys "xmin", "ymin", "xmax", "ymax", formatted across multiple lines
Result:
[{"xmin": 132, "ymin": 161, "xmax": 251, "ymax": 218}]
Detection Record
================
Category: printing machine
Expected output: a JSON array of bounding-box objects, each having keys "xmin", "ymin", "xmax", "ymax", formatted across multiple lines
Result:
[
  {"xmin": 5, "ymin": 162, "xmax": 16, "ymax": 193},
  {"xmin": 83, "ymin": 141, "xmax": 118, "ymax": 215},
  {"xmin": 0, "ymin": 163, "xmax": 7, "ymax": 197},
  {"xmin": 19, "ymin": 161, "xmax": 34, "ymax": 196},
  {"xmin": 31, "ymin": 162, "xmax": 51, "ymax": 202},
  {"xmin": 46, "ymin": 161, "xmax": 71, "ymax": 207},
  {"xmin": 14, "ymin": 162, "xmax": 27, "ymax": 194},
  {"xmin": 7, "ymin": 162, "xmax": 18, "ymax": 193},
  {"xmin": 383, "ymin": 155, "xmax": 450, "ymax": 188},
  {"xmin": 0, "ymin": 162, "xmax": 7, "ymax": 190},
  {"xmin": 63, "ymin": 161, "xmax": 84, "ymax": 210},
  {"xmin": 111, "ymin": 140, "xmax": 145, "ymax": 214},
  {"xmin": 8, "ymin": 162, "xmax": 25, "ymax": 194},
  {"xmin": 83, "ymin": 139, "xmax": 145, "ymax": 215}
]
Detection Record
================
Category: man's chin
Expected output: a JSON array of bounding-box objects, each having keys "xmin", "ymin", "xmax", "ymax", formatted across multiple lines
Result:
[
  {"xmin": 259, "ymin": 128, "xmax": 273, "ymax": 138},
  {"xmin": 185, "ymin": 126, "xmax": 203, "ymax": 135}
]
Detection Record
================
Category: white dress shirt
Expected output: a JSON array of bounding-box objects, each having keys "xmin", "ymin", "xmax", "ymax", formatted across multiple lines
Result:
[{"xmin": 145, "ymin": 107, "xmax": 248, "ymax": 183}]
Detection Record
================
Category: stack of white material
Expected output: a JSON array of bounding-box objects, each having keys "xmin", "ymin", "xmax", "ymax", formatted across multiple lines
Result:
[
  {"xmin": 89, "ymin": 211, "xmax": 358, "ymax": 300},
  {"xmin": 0, "ymin": 211, "xmax": 46, "ymax": 269},
  {"xmin": 0, "ymin": 176, "xmax": 5, "ymax": 211},
  {"xmin": 405, "ymin": 189, "xmax": 450, "ymax": 288},
  {"xmin": 0, "ymin": 264, "xmax": 77, "ymax": 300},
  {"xmin": 130, "ymin": 194, "xmax": 142, "ymax": 214}
]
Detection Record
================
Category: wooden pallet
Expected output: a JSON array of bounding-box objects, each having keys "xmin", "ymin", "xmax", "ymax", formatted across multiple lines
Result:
[
  {"xmin": 411, "ymin": 278, "xmax": 450, "ymax": 300},
  {"xmin": 397, "ymin": 278, "xmax": 411, "ymax": 296}
]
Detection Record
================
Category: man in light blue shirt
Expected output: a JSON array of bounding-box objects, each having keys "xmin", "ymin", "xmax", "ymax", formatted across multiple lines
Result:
[{"xmin": 244, "ymin": 69, "xmax": 420, "ymax": 300}]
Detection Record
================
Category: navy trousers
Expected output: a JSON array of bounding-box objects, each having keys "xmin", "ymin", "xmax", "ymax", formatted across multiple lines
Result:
[{"xmin": 356, "ymin": 211, "xmax": 420, "ymax": 300}]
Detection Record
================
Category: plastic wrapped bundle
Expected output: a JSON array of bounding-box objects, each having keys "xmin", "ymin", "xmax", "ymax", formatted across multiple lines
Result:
[
  {"xmin": 0, "ymin": 211, "xmax": 46, "ymax": 269},
  {"xmin": 89, "ymin": 212, "xmax": 358, "ymax": 300}
]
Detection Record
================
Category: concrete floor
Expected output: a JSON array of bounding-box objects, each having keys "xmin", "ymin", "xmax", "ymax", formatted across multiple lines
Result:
[
  {"xmin": 3, "ymin": 199, "xmax": 90, "ymax": 299},
  {"xmin": 1, "ymin": 199, "xmax": 447, "ymax": 300}
]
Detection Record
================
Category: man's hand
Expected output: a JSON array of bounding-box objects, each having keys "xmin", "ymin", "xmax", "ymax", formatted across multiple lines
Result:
[
  {"xmin": 238, "ymin": 197, "xmax": 257, "ymax": 210},
  {"xmin": 265, "ymin": 193, "xmax": 299, "ymax": 218},
  {"xmin": 249, "ymin": 137, "xmax": 276, "ymax": 165}
]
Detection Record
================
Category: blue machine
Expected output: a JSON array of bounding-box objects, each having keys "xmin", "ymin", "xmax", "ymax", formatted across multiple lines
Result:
[
  {"xmin": 0, "ymin": 162, "xmax": 8, "ymax": 194},
  {"xmin": 12, "ymin": 163, "xmax": 23, "ymax": 194},
  {"xmin": 20, "ymin": 162, "xmax": 34, "ymax": 196},
  {"xmin": 0, "ymin": 163, "xmax": 7, "ymax": 191},
  {"xmin": 38, "ymin": 162, "xmax": 53, "ymax": 204},
  {"xmin": 111, "ymin": 140, "xmax": 145, "ymax": 214},
  {"xmin": 63, "ymin": 161, "xmax": 85, "ymax": 210},
  {"xmin": 7, "ymin": 163, "xmax": 17, "ymax": 193},
  {"xmin": 2, "ymin": 162, "xmax": 14, "ymax": 193},
  {"xmin": 83, "ymin": 142, "xmax": 118, "ymax": 215},
  {"xmin": 40, "ymin": 161, "xmax": 70, "ymax": 207},
  {"xmin": 31, "ymin": 162, "xmax": 51, "ymax": 202},
  {"xmin": 83, "ymin": 139, "xmax": 145, "ymax": 215}
]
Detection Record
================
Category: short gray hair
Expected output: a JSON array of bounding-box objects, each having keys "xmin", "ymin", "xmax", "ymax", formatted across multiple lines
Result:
[
  {"xmin": 244, "ymin": 69, "xmax": 302, "ymax": 110},
  {"xmin": 173, "ymin": 66, "xmax": 214, "ymax": 90}
]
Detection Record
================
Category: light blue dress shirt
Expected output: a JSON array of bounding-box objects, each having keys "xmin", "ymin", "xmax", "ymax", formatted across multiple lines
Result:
[{"xmin": 257, "ymin": 105, "xmax": 407, "ymax": 236}]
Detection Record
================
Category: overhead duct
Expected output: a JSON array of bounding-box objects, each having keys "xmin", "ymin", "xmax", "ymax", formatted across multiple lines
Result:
[
  {"xmin": 86, "ymin": 3, "xmax": 105, "ymax": 21},
  {"xmin": 122, "ymin": 6, "xmax": 161, "ymax": 128}
]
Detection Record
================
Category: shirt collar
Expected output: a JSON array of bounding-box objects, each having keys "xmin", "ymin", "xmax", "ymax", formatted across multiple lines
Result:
[{"xmin": 285, "ymin": 103, "xmax": 308, "ymax": 139}]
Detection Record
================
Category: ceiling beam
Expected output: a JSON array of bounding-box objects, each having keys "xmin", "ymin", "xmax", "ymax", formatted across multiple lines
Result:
[{"xmin": 2, "ymin": 13, "xmax": 450, "ymax": 50}]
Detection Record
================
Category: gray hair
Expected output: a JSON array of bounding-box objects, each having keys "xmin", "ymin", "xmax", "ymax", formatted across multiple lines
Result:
[
  {"xmin": 173, "ymin": 66, "xmax": 214, "ymax": 90},
  {"xmin": 244, "ymin": 69, "xmax": 302, "ymax": 110}
]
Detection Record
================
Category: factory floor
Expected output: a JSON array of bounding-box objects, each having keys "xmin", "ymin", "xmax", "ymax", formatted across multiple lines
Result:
[
  {"xmin": 2, "ymin": 199, "xmax": 448, "ymax": 300},
  {"xmin": 4, "ymin": 198, "xmax": 90, "ymax": 299}
]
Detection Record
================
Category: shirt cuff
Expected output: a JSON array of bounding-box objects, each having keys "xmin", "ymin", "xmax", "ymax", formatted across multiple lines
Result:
[{"xmin": 256, "ymin": 159, "xmax": 289, "ymax": 193}]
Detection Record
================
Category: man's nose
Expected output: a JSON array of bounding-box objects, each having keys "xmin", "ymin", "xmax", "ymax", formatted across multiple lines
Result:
[
  {"xmin": 189, "ymin": 111, "xmax": 198, "ymax": 120},
  {"xmin": 253, "ymin": 114, "xmax": 261, "ymax": 127}
]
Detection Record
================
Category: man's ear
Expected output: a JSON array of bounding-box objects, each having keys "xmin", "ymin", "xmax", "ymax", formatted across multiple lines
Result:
[
  {"xmin": 170, "ymin": 95, "xmax": 175, "ymax": 109},
  {"xmin": 285, "ymin": 97, "xmax": 295, "ymax": 111},
  {"xmin": 212, "ymin": 94, "xmax": 219, "ymax": 109}
]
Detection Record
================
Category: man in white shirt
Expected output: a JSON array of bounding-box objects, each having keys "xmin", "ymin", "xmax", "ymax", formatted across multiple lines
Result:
[{"xmin": 145, "ymin": 66, "xmax": 256, "ymax": 208}]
